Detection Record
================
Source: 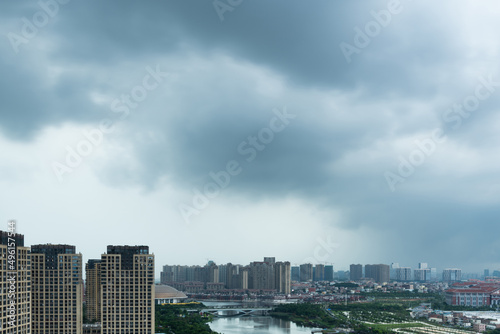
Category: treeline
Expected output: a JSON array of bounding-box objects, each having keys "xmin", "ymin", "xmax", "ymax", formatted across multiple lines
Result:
[
  {"xmin": 271, "ymin": 303, "xmax": 342, "ymax": 328},
  {"xmin": 155, "ymin": 304, "xmax": 218, "ymax": 334},
  {"xmin": 270, "ymin": 303, "xmax": 398, "ymax": 333}
]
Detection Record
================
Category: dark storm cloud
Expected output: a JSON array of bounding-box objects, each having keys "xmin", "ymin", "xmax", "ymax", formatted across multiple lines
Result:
[
  {"xmin": 0, "ymin": 0, "xmax": 478, "ymax": 139},
  {"xmin": 51, "ymin": 0, "xmax": 464, "ymax": 95},
  {"xmin": 2, "ymin": 0, "xmax": 500, "ymax": 271}
]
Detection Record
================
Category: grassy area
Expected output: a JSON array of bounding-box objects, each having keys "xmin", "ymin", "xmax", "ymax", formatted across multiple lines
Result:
[{"xmin": 368, "ymin": 323, "xmax": 431, "ymax": 330}]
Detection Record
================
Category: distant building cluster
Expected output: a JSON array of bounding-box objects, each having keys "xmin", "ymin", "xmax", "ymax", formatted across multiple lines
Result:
[
  {"xmin": 161, "ymin": 257, "xmax": 291, "ymax": 294},
  {"xmin": 346, "ymin": 262, "xmax": 465, "ymax": 284},
  {"xmin": 413, "ymin": 305, "xmax": 500, "ymax": 332},
  {"xmin": 290, "ymin": 264, "xmax": 336, "ymax": 282}
]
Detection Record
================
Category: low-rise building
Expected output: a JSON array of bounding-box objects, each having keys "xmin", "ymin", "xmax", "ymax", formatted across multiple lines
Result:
[{"xmin": 445, "ymin": 282, "xmax": 500, "ymax": 307}]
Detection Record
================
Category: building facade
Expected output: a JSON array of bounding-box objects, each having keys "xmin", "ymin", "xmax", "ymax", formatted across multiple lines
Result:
[
  {"xmin": 324, "ymin": 265, "xmax": 334, "ymax": 281},
  {"xmin": 396, "ymin": 267, "xmax": 412, "ymax": 281},
  {"xmin": 249, "ymin": 261, "xmax": 274, "ymax": 290},
  {"xmin": 350, "ymin": 264, "xmax": 363, "ymax": 281},
  {"xmin": 1, "ymin": 230, "xmax": 31, "ymax": 334},
  {"xmin": 445, "ymin": 282, "xmax": 500, "ymax": 307},
  {"xmin": 274, "ymin": 262, "xmax": 291, "ymax": 295},
  {"xmin": 314, "ymin": 264, "xmax": 325, "ymax": 282},
  {"xmin": 414, "ymin": 268, "xmax": 431, "ymax": 282},
  {"xmin": 31, "ymin": 244, "xmax": 83, "ymax": 334},
  {"xmin": 365, "ymin": 264, "xmax": 390, "ymax": 284},
  {"xmin": 85, "ymin": 259, "xmax": 101, "ymax": 323},
  {"xmin": 299, "ymin": 264, "xmax": 313, "ymax": 282},
  {"xmin": 100, "ymin": 245, "xmax": 155, "ymax": 334},
  {"xmin": 443, "ymin": 268, "xmax": 462, "ymax": 283},
  {"xmin": 291, "ymin": 266, "xmax": 300, "ymax": 282}
]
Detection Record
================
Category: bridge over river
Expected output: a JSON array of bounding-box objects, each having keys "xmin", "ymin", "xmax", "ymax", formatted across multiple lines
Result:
[{"xmin": 189, "ymin": 306, "xmax": 274, "ymax": 317}]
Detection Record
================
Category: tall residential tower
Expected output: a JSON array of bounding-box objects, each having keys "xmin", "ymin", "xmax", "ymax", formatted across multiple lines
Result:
[
  {"xmin": 100, "ymin": 245, "xmax": 155, "ymax": 334},
  {"xmin": 31, "ymin": 244, "xmax": 83, "ymax": 334}
]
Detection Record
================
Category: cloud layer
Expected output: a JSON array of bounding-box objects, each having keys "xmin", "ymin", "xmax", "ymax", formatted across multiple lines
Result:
[{"xmin": 1, "ymin": 0, "xmax": 500, "ymax": 273}]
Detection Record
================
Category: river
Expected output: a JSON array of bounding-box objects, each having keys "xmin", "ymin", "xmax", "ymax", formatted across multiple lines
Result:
[{"xmin": 201, "ymin": 301, "xmax": 323, "ymax": 334}]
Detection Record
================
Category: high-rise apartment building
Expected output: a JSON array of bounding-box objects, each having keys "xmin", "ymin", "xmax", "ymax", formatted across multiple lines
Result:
[
  {"xmin": 249, "ymin": 261, "xmax": 274, "ymax": 290},
  {"xmin": 484, "ymin": 269, "xmax": 490, "ymax": 278},
  {"xmin": 350, "ymin": 264, "xmax": 363, "ymax": 281},
  {"xmin": 274, "ymin": 262, "xmax": 291, "ymax": 295},
  {"xmin": 365, "ymin": 264, "xmax": 390, "ymax": 283},
  {"xmin": 1, "ymin": 229, "xmax": 31, "ymax": 334},
  {"xmin": 299, "ymin": 264, "xmax": 313, "ymax": 282},
  {"xmin": 414, "ymin": 268, "xmax": 431, "ymax": 282},
  {"xmin": 324, "ymin": 265, "xmax": 334, "ymax": 281},
  {"xmin": 390, "ymin": 263, "xmax": 400, "ymax": 280},
  {"xmin": 291, "ymin": 266, "xmax": 300, "ymax": 282},
  {"xmin": 314, "ymin": 264, "xmax": 325, "ymax": 281},
  {"xmin": 206, "ymin": 262, "xmax": 219, "ymax": 284},
  {"xmin": 100, "ymin": 245, "xmax": 154, "ymax": 334},
  {"xmin": 218, "ymin": 264, "xmax": 228, "ymax": 285},
  {"xmin": 85, "ymin": 259, "xmax": 102, "ymax": 323},
  {"xmin": 396, "ymin": 267, "xmax": 412, "ymax": 281},
  {"xmin": 443, "ymin": 268, "xmax": 462, "ymax": 283},
  {"xmin": 31, "ymin": 244, "xmax": 83, "ymax": 334}
]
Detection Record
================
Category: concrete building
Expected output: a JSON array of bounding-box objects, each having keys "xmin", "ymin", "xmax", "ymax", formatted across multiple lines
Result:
[
  {"xmin": 350, "ymin": 264, "xmax": 363, "ymax": 281},
  {"xmin": 324, "ymin": 265, "xmax": 334, "ymax": 281},
  {"xmin": 299, "ymin": 264, "xmax": 313, "ymax": 282},
  {"xmin": 249, "ymin": 261, "xmax": 274, "ymax": 290},
  {"xmin": 365, "ymin": 264, "xmax": 390, "ymax": 284},
  {"xmin": 443, "ymin": 268, "xmax": 462, "ymax": 283},
  {"xmin": 82, "ymin": 324, "xmax": 101, "ymax": 334},
  {"xmin": 445, "ymin": 282, "xmax": 500, "ymax": 307},
  {"xmin": 291, "ymin": 266, "xmax": 300, "ymax": 282},
  {"xmin": 414, "ymin": 268, "xmax": 431, "ymax": 282},
  {"xmin": 396, "ymin": 267, "xmax": 412, "ymax": 281},
  {"xmin": 85, "ymin": 259, "xmax": 102, "ymax": 323},
  {"xmin": 1, "ymin": 230, "xmax": 31, "ymax": 334},
  {"xmin": 31, "ymin": 244, "xmax": 83, "ymax": 334},
  {"xmin": 314, "ymin": 264, "xmax": 325, "ymax": 281},
  {"xmin": 100, "ymin": 245, "xmax": 154, "ymax": 334},
  {"xmin": 484, "ymin": 269, "xmax": 490, "ymax": 279},
  {"xmin": 390, "ymin": 263, "xmax": 400, "ymax": 280},
  {"xmin": 274, "ymin": 261, "xmax": 291, "ymax": 295}
]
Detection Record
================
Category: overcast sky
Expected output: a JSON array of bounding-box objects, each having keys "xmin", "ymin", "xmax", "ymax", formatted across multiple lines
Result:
[{"xmin": 1, "ymin": 0, "xmax": 500, "ymax": 277}]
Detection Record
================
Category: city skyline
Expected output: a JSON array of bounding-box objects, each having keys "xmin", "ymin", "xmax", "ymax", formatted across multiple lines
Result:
[
  {"xmin": 4, "ymin": 224, "xmax": 497, "ymax": 279},
  {"xmin": 2, "ymin": 1, "xmax": 500, "ymax": 276}
]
